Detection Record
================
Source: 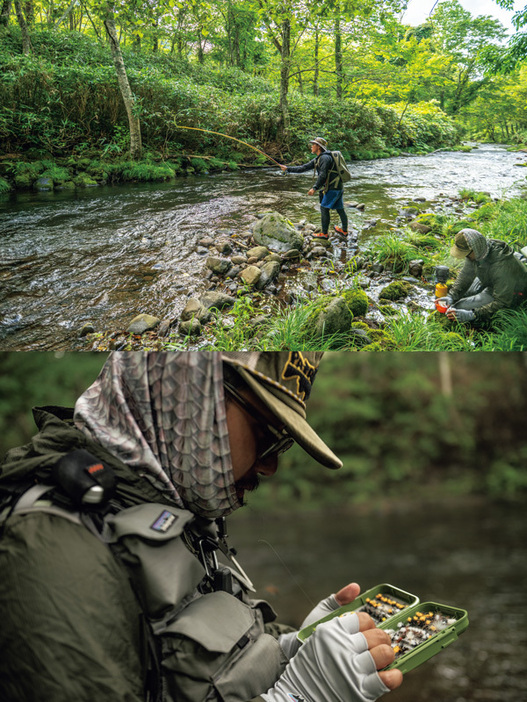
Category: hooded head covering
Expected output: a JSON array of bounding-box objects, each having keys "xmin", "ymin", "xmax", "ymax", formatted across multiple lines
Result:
[
  {"xmin": 450, "ymin": 229, "xmax": 489, "ymax": 261},
  {"xmin": 74, "ymin": 352, "xmax": 237, "ymax": 518},
  {"xmin": 74, "ymin": 351, "xmax": 340, "ymax": 519}
]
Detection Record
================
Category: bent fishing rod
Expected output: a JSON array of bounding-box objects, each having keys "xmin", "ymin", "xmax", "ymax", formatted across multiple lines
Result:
[{"xmin": 174, "ymin": 123, "xmax": 284, "ymax": 169}]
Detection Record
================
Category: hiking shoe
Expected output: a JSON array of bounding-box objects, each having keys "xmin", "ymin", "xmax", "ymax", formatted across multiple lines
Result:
[
  {"xmin": 312, "ymin": 231, "xmax": 329, "ymax": 240},
  {"xmin": 334, "ymin": 226, "xmax": 348, "ymax": 237}
]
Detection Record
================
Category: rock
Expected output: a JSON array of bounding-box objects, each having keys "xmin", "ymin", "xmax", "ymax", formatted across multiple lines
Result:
[
  {"xmin": 247, "ymin": 246, "xmax": 269, "ymax": 260},
  {"xmin": 283, "ymin": 249, "xmax": 302, "ymax": 259},
  {"xmin": 179, "ymin": 319, "xmax": 202, "ymax": 336},
  {"xmin": 34, "ymin": 176, "xmax": 54, "ymax": 191},
  {"xmin": 240, "ymin": 265, "xmax": 262, "ymax": 286},
  {"xmin": 127, "ymin": 313, "xmax": 161, "ymax": 334},
  {"xmin": 206, "ymin": 256, "xmax": 232, "ymax": 276},
  {"xmin": 409, "ymin": 259, "xmax": 424, "ymax": 278},
  {"xmin": 349, "ymin": 328, "xmax": 373, "ymax": 347},
  {"xmin": 181, "ymin": 298, "xmax": 206, "ymax": 322},
  {"xmin": 247, "ymin": 256, "xmax": 259, "ymax": 265},
  {"xmin": 215, "ymin": 240, "xmax": 233, "ymax": 255},
  {"xmin": 157, "ymin": 320, "xmax": 173, "ymax": 337},
  {"xmin": 256, "ymin": 260, "xmax": 281, "ymax": 290},
  {"xmin": 356, "ymin": 203, "xmax": 366, "ymax": 211},
  {"xmin": 410, "ymin": 222, "xmax": 432, "ymax": 234},
  {"xmin": 372, "ymin": 262, "xmax": 384, "ymax": 273},
  {"xmin": 315, "ymin": 297, "xmax": 352, "ymax": 337},
  {"xmin": 265, "ymin": 253, "xmax": 282, "ymax": 263},
  {"xmin": 231, "ymin": 255, "xmax": 247, "ymax": 265},
  {"xmin": 251, "ymin": 212, "xmax": 304, "ymax": 253},
  {"xmin": 379, "ymin": 281, "xmax": 414, "ymax": 301},
  {"xmin": 198, "ymin": 237, "xmax": 214, "ymax": 247},
  {"xmin": 310, "ymin": 246, "xmax": 329, "ymax": 258},
  {"xmin": 200, "ymin": 291, "xmax": 236, "ymax": 311},
  {"xmin": 79, "ymin": 323, "xmax": 95, "ymax": 337}
]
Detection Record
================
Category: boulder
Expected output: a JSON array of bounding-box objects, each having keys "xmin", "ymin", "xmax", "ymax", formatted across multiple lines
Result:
[
  {"xmin": 315, "ymin": 297, "xmax": 352, "ymax": 337},
  {"xmin": 215, "ymin": 240, "xmax": 233, "ymax": 255},
  {"xmin": 251, "ymin": 212, "xmax": 303, "ymax": 253},
  {"xmin": 240, "ymin": 265, "xmax": 262, "ymax": 286},
  {"xmin": 34, "ymin": 176, "xmax": 54, "ymax": 191},
  {"xmin": 256, "ymin": 260, "xmax": 281, "ymax": 290},
  {"xmin": 181, "ymin": 298, "xmax": 207, "ymax": 322},
  {"xmin": 410, "ymin": 221, "xmax": 432, "ymax": 234},
  {"xmin": 127, "ymin": 314, "xmax": 161, "ymax": 334}
]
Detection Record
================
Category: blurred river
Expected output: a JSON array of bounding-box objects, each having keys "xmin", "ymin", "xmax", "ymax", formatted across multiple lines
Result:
[
  {"xmin": 1, "ymin": 144, "xmax": 526, "ymax": 350},
  {"xmin": 228, "ymin": 498, "xmax": 527, "ymax": 702}
]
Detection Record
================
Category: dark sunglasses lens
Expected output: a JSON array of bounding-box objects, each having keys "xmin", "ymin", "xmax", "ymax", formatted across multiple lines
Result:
[{"xmin": 260, "ymin": 437, "xmax": 294, "ymax": 460}]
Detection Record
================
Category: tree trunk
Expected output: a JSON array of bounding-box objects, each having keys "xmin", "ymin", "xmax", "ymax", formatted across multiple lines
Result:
[
  {"xmin": 335, "ymin": 9, "xmax": 343, "ymax": 100},
  {"xmin": 438, "ymin": 352, "xmax": 453, "ymax": 398},
  {"xmin": 279, "ymin": 17, "xmax": 291, "ymax": 137},
  {"xmin": 23, "ymin": 0, "xmax": 32, "ymax": 23},
  {"xmin": 14, "ymin": 0, "xmax": 31, "ymax": 53},
  {"xmin": 0, "ymin": 0, "xmax": 11, "ymax": 28},
  {"xmin": 104, "ymin": 12, "xmax": 142, "ymax": 160},
  {"xmin": 313, "ymin": 24, "xmax": 319, "ymax": 97}
]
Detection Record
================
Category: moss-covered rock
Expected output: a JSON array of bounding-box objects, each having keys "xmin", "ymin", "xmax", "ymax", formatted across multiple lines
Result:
[
  {"xmin": 379, "ymin": 281, "xmax": 414, "ymax": 301},
  {"xmin": 342, "ymin": 289, "xmax": 369, "ymax": 316},
  {"xmin": 74, "ymin": 172, "xmax": 98, "ymax": 187},
  {"xmin": 411, "ymin": 213, "xmax": 447, "ymax": 236}
]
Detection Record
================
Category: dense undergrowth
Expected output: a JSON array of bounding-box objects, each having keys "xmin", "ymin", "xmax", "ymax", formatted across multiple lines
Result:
[{"xmin": 0, "ymin": 28, "xmax": 462, "ymax": 193}]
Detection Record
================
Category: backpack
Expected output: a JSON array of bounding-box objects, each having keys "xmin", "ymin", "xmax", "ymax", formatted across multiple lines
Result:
[
  {"xmin": 329, "ymin": 150, "xmax": 352, "ymax": 183},
  {"xmin": 315, "ymin": 150, "xmax": 351, "ymax": 192}
]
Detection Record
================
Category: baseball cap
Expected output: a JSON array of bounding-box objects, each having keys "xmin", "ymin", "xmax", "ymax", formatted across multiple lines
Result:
[{"xmin": 222, "ymin": 352, "xmax": 342, "ymax": 469}]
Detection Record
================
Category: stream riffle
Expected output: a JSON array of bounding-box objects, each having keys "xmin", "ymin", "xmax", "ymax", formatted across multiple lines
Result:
[{"xmin": 1, "ymin": 144, "xmax": 526, "ymax": 351}]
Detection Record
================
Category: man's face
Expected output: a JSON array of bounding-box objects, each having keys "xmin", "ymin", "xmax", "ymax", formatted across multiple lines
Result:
[
  {"xmin": 310, "ymin": 142, "xmax": 319, "ymax": 154},
  {"xmin": 226, "ymin": 389, "xmax": 284, "ymax": 503}
]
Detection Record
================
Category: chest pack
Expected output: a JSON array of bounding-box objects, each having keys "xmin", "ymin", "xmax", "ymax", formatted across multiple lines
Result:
[{"xmin": 0, "ymin": 450, "xmax": 286, "ymax": 702}]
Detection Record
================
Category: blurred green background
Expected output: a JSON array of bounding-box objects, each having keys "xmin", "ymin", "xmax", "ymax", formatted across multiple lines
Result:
[{"xmin": 1, "ymin": 351, "xmax": 525, "ymax": 505}]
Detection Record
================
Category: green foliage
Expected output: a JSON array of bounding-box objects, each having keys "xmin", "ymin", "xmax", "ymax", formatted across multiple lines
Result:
[
  {"xmin": 0, "ymin": 177, "xmax": 11, "ymax": 193},
  {"xmin": 369, "ymin": 232, "xmax": 419, "ymax": 273}
]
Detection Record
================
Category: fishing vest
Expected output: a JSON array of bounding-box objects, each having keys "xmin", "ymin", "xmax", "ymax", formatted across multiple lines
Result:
[{"xmin": 0, "ymin": 454, "xmax": 287, "ymax": 702}]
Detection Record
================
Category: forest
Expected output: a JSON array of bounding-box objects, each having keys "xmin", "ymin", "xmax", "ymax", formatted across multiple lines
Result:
[
  {"xmin": 1, "ymin": 0, "xmax": 527, "ymax": 192},
  {"xmin": 1, "ymin": 351, "xmax": 525, "ymax": 504}
]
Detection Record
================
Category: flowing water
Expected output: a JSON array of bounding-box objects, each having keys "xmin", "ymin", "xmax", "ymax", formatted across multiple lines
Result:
[
  {"xmin": 1, "ymin": 144, "xmax": 526, "ymax": 350},
  {"xmin": 228, "ymin": 498, "xmax": 527, "ymax": 702}
]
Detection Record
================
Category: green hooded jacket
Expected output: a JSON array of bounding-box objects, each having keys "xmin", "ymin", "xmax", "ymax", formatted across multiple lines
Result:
[
  {"xmin": 450, "ymin": 239, "xmax": 527, "ymax": 321},
  {"xmin": 0, "ymin": 407, "xmax": 287, "ymax": 701}
]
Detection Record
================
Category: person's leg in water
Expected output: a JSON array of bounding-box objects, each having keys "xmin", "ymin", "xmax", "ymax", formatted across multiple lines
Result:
[
  {"xmin": 313, "ymin": 193, "xmax": 330, "ymax": 239},
  {"xmin": 334, "ymin": 208, "xmax": 348, "ymax": 237}
]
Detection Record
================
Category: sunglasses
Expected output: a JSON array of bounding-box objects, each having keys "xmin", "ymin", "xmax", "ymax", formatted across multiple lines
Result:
[{"xmin": 224, "ymin": 381, "xmax": 294, "ymax": 461}]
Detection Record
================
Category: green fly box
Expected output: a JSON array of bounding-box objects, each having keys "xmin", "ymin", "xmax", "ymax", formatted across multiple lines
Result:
[
  {"xmin": 297, "ymin": 583, "xmax": 420, "ymax": 643},
  {"xmin": 379, "ymin": 601, "xmax": 469, "ymax": 674}
]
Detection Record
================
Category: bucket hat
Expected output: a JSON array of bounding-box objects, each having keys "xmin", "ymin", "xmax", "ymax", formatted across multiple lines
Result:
[
  {"xmin": 222, "ymin": 352, "xmax": 342, "ymax": 469},
  {"xmin": 309, "ymin": 137, "xmax": 328, "ymax": 151}
]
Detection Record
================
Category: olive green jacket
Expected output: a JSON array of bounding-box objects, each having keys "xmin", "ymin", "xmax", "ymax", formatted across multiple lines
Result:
[
  {"xmin": 450, "ymin": 239, "xmax": 527, "ymax": 321},
  {"xmin": 0, "ymin": 407, "xmax": 287, "ymax": 701}
]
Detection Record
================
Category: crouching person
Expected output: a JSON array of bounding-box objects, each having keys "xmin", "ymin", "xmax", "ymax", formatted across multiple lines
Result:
[
  {"xmin": 0, "ymin": 351, "xmax": 402, "ymax": 702},
  {"xmin": 444, "ymin": 228, "xmax": 527, "ymax": 324}
]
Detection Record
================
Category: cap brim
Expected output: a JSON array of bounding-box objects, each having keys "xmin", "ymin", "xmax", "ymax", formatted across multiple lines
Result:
[
  {"xmin": 234, "ymin": 367, "xmax": 342, "ymax": 470},
  {"xmin": 450, "ymin": 245, "xmax": 470, "ymax": 259}
]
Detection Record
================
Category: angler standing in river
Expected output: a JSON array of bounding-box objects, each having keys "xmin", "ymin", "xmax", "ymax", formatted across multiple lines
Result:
[{"xmin": 280, "ymin": 137, "xmax": 349, "ymax": 241}]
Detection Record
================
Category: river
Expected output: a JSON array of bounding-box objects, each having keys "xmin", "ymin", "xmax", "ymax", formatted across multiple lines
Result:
[
  {"xmin": 1, "ymin": 144, "xmax": 526, "ymax": 351},
  {"xmin": 228, "ymin": 498, "xmax": 527, "ymax": 702}
]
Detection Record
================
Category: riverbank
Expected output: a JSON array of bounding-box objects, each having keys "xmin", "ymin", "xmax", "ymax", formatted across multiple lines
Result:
[{"xmin": 80, "ymin": 180, "xmax": 527, "ymax": 353}]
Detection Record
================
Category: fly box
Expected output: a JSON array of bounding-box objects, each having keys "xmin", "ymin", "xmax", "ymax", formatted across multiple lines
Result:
[
  {"xmin": 297, "ymin": 585, "xmax": 468, "ymax": 673},
  {"xmin": 297, "ymin": 583, "xmax": 419, "ymax": 643},
  {"xmin": 379, "ymin": 601, "xmax": 469, "ymax": 674}
]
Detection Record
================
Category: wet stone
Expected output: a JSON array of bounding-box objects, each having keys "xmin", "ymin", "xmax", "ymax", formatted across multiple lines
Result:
[
  {"xmin": 206, "ymin": 256, "xmax": 232, "ymax": 276},
  {"xmin": 179, "ymin": 319, "xmax": 201, "ymax": 336},
  {"xmin": 127, "ymin": 314, "xmax": 161, "ymax": 334}
]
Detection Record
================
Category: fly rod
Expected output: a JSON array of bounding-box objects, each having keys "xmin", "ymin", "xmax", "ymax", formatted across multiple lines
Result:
[{"xmin": 174, "ymin": 123, "xmax": 283, "ymax": 168}]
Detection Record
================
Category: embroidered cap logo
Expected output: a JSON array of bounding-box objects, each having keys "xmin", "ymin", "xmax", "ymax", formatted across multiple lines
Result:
[{"xmin": 281, "ymin": 352, "xmax": 318, "ymax": 401}]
